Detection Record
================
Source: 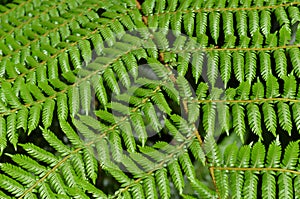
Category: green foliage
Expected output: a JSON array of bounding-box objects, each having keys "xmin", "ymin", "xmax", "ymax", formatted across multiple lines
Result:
[{"xmin": 0, "ymin": 0, "xmax": 300, "ymax": 198}]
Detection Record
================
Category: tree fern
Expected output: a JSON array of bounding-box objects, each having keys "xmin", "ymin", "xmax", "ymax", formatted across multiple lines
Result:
[{"xmin": 1, "ymin": 0, "xmax": 300, "ymax": 198}]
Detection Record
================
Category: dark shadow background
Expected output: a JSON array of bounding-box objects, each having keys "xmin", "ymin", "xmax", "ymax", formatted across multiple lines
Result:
[{"xmin": 0, "ymin": 0, "xmax": 12, "ymax": 4}]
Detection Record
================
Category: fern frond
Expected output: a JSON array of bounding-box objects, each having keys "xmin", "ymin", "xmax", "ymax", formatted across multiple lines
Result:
[{"xmin": 1, "ymin": 0, "xmax": 300, "ymax": 198}]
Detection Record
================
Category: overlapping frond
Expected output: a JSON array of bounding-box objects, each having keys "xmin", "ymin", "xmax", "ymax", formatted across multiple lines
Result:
[
  {"xmin": 0, "ymin": 0, "xmax": 300, "ymax": 198},
  {"xmin": 205, "ymin": 136, "xmax": 300, "ymax": 199}
]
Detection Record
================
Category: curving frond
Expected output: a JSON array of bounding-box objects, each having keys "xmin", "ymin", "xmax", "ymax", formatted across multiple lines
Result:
[{"xmin": 0, "ymin": 0, "xmax": 300, "ymax": 198}]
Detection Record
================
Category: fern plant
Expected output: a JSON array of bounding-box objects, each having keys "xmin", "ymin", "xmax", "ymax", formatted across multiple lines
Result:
[{"xmin": 0, "ymin": 0, "xmax": 300, "ymax": 198}]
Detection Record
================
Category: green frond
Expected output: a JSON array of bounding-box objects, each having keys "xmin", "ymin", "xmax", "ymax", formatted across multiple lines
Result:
[
  {"xmin": 262, "ymin": 171, "xmax": 276, "ymax": 199},
  {"xmin": 203, "ymin": 101, "xmax": 216, "ymax": 134},
  {"xmin": 0, "ymin": 163, "xmax": 36, "ymax": 186},
  {"xmin": 294, "ymin": 175, "xmax": 300, "ymax": 199},
  {"xmin": 243, "ymin": 170, "xmax": 259, "ymax": 199},
  {"xmin": 247, "ymin": 103, "xmax": 262, "ymax": 139},
  {"xmin": 7, "ymin": 113, "xmax": 18, "ymax": 150},
  {"xmin": 204, "ymin": 134, "xmax": 221, "ymax": 166},
  {"xmin": 168, "ymin": 160, "xmax": 185, "ymax": 194},
  {"xmin": 190, "ymin": 178, "xmax": 218, "ymax": 199},
  {"xmin": 0, "ymin": 174, "xmax": 27, "ymax": 197},
  {"xmin": 179, "ymin": 152, "xmax": 196, "ymax": 180},
  {"xmin": 176, "ymin": 76, "xmax": 192, "ymax": 98},
  {"xmin": 274, "ymin": 49, "xmax": 287, "ymax": 78},
  {"xmin": 130, "ymin": 112, "xmax": 147, "ymax": 147},
  {"xmin": 277, "ymin": 101, "xmax": 292, "ymax": 135},
  {"xmin": 60, "ymin": 120, "xmax": 84, "ymax": 148},
  {"xmin": 232, "ymin": 104, "xmax": 246, "ymax": 143},
  {"xmin": 0, "ymin": 117, "xmax": 7, "ymax": 155},
  {"xmin": 281, "ymin": 141, "xmax": 299, "ymax": 170},
  {"xmin": 41, "ymin": 128, "xmax": 71, "ymax": 156},
  {"xmin": 259, "ymin": 51, "xmax": 272, "ymax": 81},
  {"xmin": 233, "ymin": 51, "xmax": 244, "ymax": 83},
  {"xmin": 20, "ymin": 143, "xmax": 58, "ymax": 166},
  {"xmin": 219, "ymin": 50, "xmax": 231, "ymax": 88},
  {"xmin": 155, "ymin": 168, "xmax": 170, "ymax": 199},
  {"xmin": 283, "ymin": 75, "xmax": 297, "ymax": 99},
  {"xmin": 278, "ymin": 172, "xmax": 293, "ymax": 199},
  {"xmin": 1, "ymin": 0, "xmax": 300, "ymax": 198},
  {"xmin": 245, "ymin": 51, "xmax": 257, "ymax": 83},
  {"xmin": 266, "ymin": 139, "xmax": 281, "ymax": 168},
  {"xmin": 236, "ymin": 10, "xmax": 247, "ymax": 37},
  {"xmin": 209, "ymin": 11, "xmax": 220, "ymax": 44},
  {"xmin": 143, "ymin": 175, "xmax": 158, "ymax": 199}
]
